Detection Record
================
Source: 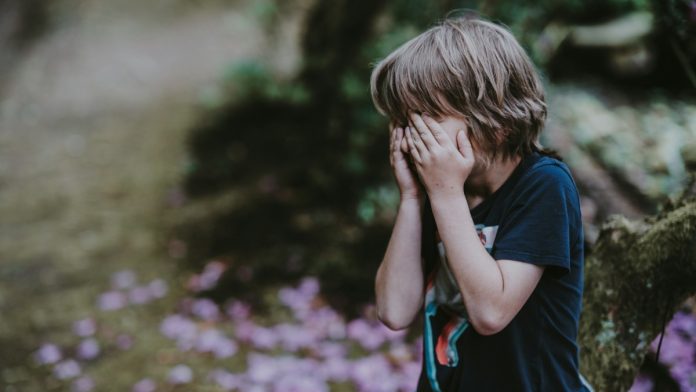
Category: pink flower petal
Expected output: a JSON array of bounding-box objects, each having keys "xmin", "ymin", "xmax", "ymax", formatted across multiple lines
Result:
[
  {"xmin": 53, "ymin": 359, "xmax": 81, "ymax": 380},
  {"xmin": 111, "ymin": 270, "xmax": 136, "ymax": 289},
  {"xmin": 71, "ymin": 375, "xmax": 95, "ymax": 392},
  {"xmin": 167, "ymin": 364, "xmax": 193, "ymax": 384},
  {"xmin": 72, "ymin": 318, "xmax": 96, "ymax": 337},
  {"xmin": 34, "ymin": 343, "xmax": 62, "ymax": 365},
  {"xmin": 76, "ymin": 338, "xmax": 100, "ymax": 360},
  {"xmin": 97, "ymin": 291, "xmax": 127, "ymax": 311},
  {"xmin": 132, "ymin": 378, "xmax": 156, "ymax": 392}
]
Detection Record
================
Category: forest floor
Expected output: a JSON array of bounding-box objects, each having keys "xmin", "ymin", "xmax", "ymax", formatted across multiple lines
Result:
[{"xmin": 0, "ymin": 1, "xmax": 303, "ymax": 390}]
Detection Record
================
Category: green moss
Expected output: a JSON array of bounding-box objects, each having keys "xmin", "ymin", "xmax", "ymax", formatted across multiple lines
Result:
[{"xmin": 579, "ymin": 199, "xmax": 696, "ymax": 391}]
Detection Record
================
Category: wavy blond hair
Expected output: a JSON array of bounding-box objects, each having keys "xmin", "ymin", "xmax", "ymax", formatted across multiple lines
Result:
[{"xmin": 370, "ymin": 16, "xmax": 547, "ymax": 161}]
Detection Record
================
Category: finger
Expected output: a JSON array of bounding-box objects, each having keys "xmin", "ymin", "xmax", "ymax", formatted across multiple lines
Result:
[
  {"xmin": 409, "ymin": 113, "xmax": 439, "ymax": 150},
  {"xmin": 389, "ymin": 127, "xmax": 398, "ymax": 164},
  {"xmin": 421, "ymin": 114, "xmax": 452, "ymax": 146},
  {"xmin": 388, "ymin": 125, "xmax": 393, "ymax": 149},
  {"xmin": 407, "ymin": 124, "xmax": 430, "ymax": 160},
  {"xmin": 404, "ymin": 126, "xmax": 422, "ymax": 163},
  {"xmin": 456, "ymin": 128, "xmax": 474, "ymax": 158},
  {"xmin": 393, "ymin": 127, "xmax": 405, "ymax": 157},
  {"xmin": 408, "ymin": 126, "xmax": 428, "ymax": 161}
]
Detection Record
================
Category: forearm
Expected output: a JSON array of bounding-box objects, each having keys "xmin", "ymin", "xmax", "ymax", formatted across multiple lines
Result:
[
  {"xmin": 375, "ymin": 198, "xmax": 425, "ymax": 330},
  {"xmin": 429, "ymin": 193, "xmax": 505, "ymax": 332}
]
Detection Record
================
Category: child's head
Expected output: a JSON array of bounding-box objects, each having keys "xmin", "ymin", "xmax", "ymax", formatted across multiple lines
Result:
[{"xmin": 370, "ymin": 15, "xmax": 547, "ymax": 165}]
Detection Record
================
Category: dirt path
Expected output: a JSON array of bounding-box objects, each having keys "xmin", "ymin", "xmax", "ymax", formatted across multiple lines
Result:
[{"xmin": 0, "ymin": 1, "xmax": 300, "ymax": 389}]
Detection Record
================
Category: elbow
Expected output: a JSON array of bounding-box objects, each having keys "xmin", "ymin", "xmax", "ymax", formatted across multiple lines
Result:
[
  {"xmin": 471, "ymin": 309, "xmax": 509, "ymax": 336},
  {"xmin": 376, "ymin": 309, "xmax": 414, "ymax": 331},
  {"xmin": 474, "ymin": 322, "xmax": 505, "ymax": 336}
]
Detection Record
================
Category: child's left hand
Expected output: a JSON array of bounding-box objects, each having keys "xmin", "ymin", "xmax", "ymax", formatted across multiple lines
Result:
[{"xmin": 404, "ymin": 113, "xmax": 475, "ymax": 200}]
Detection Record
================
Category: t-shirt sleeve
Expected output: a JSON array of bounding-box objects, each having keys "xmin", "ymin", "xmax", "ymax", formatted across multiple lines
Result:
[{"xmin": 492, "ymin": 163, "xmax": 580, "ymax": 277}]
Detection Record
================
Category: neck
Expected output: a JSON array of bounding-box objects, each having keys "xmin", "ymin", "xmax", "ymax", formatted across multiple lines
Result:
[{"xmin": 464, "ymin": 154, "xmax": 522, "ymax": 199}]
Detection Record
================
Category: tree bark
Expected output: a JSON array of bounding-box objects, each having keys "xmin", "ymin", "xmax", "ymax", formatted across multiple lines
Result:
[{"xmin": 580, "ymin": 191, "xmax": 696, "ymax": 390}]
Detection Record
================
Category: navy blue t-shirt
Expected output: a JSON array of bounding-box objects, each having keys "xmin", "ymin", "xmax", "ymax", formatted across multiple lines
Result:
[{"xmin": 416, "ymin": 152, "xmax": 592, "ymax": 392}]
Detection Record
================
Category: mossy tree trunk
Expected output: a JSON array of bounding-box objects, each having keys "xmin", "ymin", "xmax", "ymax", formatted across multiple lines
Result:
[{"xmin": 579, "ymin": 189, "xmax": 696, "ymax": 390}]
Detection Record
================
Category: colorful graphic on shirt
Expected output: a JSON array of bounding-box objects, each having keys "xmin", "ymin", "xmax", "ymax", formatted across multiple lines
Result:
[
  {"xmin": 434, "ymin": 224, "xmax": 497, "ymax": 251},
  {"xmin": 423, "ymin": 274, "xmax": 445, "ymax": 392},
  {"xmin": 435, "ymin": 312, "xmax": 469, "ymax": 366},
  {"xmin": 475, "ymin": 224, "xmax": 498, "ymax": 251},
  {"xmin": 423, "ymin": 224, "xmax": 499, "ymax": 391}
]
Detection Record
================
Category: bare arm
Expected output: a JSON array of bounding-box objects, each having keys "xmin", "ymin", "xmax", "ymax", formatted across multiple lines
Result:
[
  {"xmin": 374, "ymin": 124, "xmax": 428, "ymax": 331},
  {"xmin": 429, "ymin": 193, "xmax": 544, "ymax": 335},
  {"xmin": 375, "ymin": 197, "xmax": 424, "ymax": 330}
]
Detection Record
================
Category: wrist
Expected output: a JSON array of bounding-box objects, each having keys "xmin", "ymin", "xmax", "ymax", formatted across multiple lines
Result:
[
  {"xmin": 399, "ymin": 196, "xmax": 424, "ymax": 210},
  {"xmin": 428, "ymin": 189, "xmax": 466, "ymax": 205}
]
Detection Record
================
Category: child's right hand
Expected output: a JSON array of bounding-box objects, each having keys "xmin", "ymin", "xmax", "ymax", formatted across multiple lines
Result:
[{"xmin": 389, "ymin": 123, "xmax": 424, "ymax": 202}]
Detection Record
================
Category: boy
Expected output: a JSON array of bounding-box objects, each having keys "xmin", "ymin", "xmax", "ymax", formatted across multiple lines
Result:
[{"xmin": 370, "ymin": 16, "xmax": 594, "ymax": 391}]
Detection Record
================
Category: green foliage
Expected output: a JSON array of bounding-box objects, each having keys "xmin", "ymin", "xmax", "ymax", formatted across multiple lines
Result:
[
  {"xmin": 223, "ymin": 60, "xmax": 272, "ymax": 91},
  {"xmin": 340, "ymin": 72, "xmax": 367, "ymax": 102},
  {"xmin": 361, "ymin": 25, "xmax": 419, "ymax": 63},
  {"xmin": 250, "ymin": 0, "xmax": 279, "ymax": 28},
  {"xmin": 654, "ymin": 0, "xmax": 696, "ymax": 40},
  {"xmin": 357, "ymin": 185, "xmax": 400, "ymax": 225},
  {"xmin": 221, "ymin": 60, "xmax": 310, "ymax": 104},
  {"xmin": 491, "ymin": 0, "xmax": 650, "ymax": 22},
  {"xmin": 652, "ymin": 0, "xmax": 696, "ymax": 86}
]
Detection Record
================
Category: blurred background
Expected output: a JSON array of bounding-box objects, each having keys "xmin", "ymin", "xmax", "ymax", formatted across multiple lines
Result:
[{"xmin": 0, "ymin": 0, "xmax": 694, "ymax": 391}]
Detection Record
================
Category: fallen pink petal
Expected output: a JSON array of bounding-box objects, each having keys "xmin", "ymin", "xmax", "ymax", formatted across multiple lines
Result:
[
  {"xmin": 190, "ymin": 298, "xmax": 221, "ymax": 321},
  {"xmin": 147, "ymin": 279, "xmax": 168, "ymax": 298},
  {"xmin": 111, "ymin": 270, "xmax": 137, "ymax": 290},
  {"xmin": 97, "ymin": 291, "xmax": 127, "ymax": 311},
  {"xmin": 128, "ymin": 286, "xmax": 154, "ymax": 305},
  {"xmin": 132, "ymin": 378, "xmax": 157, "ymax": 392},
  {"xmin": 72, "ymin": 318, "xmax": 97, "ymax": 337},
  {"xmin": 76, "ymin": 338, "xmax": 100, "ymax": 360},
  {"xmin": 168, "ymin": 364, "xmax": 194, "ymax": 384},
  {"xmin": 53, "ymin": 359, "xmax": 82, "ymax": 380},
  {"xmin": 34, "ymin": 343, "xmax": 62, "ymax": 365},
  {"xmin": 71, "ymin": 375, "xmax": 95, "ymax": 392},
  {"xmin": 225, "ymin": 300, "xmax": 251, "ymax": 321}
]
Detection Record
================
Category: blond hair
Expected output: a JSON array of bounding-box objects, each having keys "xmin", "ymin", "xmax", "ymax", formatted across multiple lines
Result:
[{"xmin": 370, "ymin": 16, "xmax": 547, "ymax": 161}]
